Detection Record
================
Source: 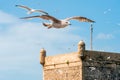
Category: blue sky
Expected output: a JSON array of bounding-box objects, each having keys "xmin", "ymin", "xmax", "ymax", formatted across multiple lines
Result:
[{"xmin": 0, "ymin": 0, "xmax": 120, "ymax": 80}]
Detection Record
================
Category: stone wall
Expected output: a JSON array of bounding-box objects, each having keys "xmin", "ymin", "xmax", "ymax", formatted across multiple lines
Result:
[
  {"xmin": 83, "ymin": 51, "xmax": 120, "ymax": 80},
  {"xmin": 43, "ymin": 52, "xmax": 83, "ymax": 80},
  {"xmin": 40, "ymin": 41, "xmax": 120, "ymax": 80}
]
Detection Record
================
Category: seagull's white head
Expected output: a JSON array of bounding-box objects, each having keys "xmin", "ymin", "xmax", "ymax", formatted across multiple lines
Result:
[{"xmin": 61, "ymin": 20, "xmax": 71, "ymax": 27}]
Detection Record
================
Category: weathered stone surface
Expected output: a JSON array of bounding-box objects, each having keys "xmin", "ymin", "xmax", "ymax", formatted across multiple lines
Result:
[
  {"xmin": 83, "ymin": 50, "xmax": 120, "ymax": 80},
  {"xmin": 41, "ymin": 50, "xmax": 120, "ymax": 80},
  {"xmin": 44, "ymin": 52, "xmax": 81, "ymax": 69},
  {"xmin": 40, "ymin": 40, "xmax": 120, "ymax": 80},
  {"xmin": 44, "ymin": 66, "xmax": 82, "ymax": 80}
]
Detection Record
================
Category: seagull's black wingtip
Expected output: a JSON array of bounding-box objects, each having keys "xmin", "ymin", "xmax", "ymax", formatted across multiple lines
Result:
[
  {"xmin": 15, "ymin": 5, "xmax": 21, "ymax": 7},
  {"xmin": 15, "ymin": 5, "xmax": 19, "ymax": 7},
  {"xmin": 20, "ymin": 17, "xmax": 27, "ymax": 19},
  {"xmin": 93, "ymin": 21, "xmax": 96, "ymax": 23},
  {"xmin": 91, "ymin": 20, "xmax": 95, "ymax": 23}
]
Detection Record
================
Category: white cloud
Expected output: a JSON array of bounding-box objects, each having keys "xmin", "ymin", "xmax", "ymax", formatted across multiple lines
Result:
[
  {"xmin": 117, "ymin": 23, "xmax": 120, "ymax": 26},
  {"xmin": 96, "ymin": 33, "xmax": 114, "ymax": 39},
  {"xmin": 0, "ymin": 11, "xmax": 84, "ymax": 79},
  {"xmin": 0, "ymin": 10, "xmax": 19, "ymax": 24},
  {"xmin": 0, "ymin": 22, "xmax": 82, "ymax": 55}
]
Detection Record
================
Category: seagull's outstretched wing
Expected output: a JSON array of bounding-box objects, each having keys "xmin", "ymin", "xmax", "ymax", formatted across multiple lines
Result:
[
  {"xmin": 32, "ymin": 10, "xmax": 48, "ymax": 15},
  {"xmin": 16, "ymin": 5, "xmax": 32, "ymax": 11},
  {"xmin": 65, "ymin": 16, "xmax": 95, "ymax": 23},
  {"xmin": 16, "ymin": 5, "xmax": 48, "ymax": 15},
  {"xmin": 21, "ymin": 15, "xmax": 60, "ymax": 23}
]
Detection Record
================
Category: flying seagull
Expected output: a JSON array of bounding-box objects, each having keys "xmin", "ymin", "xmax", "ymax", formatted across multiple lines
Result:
[
  {"xmin": 16, "ymin": 5, "xmax": 48, "ymax": 15},
  {"xmin": 21, "ymin": 15, "xmax": 95, "ymax": 29}
]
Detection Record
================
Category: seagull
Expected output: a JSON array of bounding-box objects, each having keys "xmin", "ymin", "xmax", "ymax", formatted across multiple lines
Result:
[
  {"xmin": 104, "ymin": 8, "xmax": 111, "ymax": 14},
  {"xmin": 107, "ymin": 56, "xmax": 110, "ymax": 60},
  {"xmin": 21, "ymin": 14, "xmax": 95, "ymax": 29},
  {"xmin": 16, "ymin": 5, "xmax": 48, "ymax": 15},
  {"xmin": 89, "ymin": 67, "xmax": 96, "ymax": 71}
]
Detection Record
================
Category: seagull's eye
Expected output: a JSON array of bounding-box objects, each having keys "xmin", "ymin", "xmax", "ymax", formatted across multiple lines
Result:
[{"xmin": 66, "ymin": 22, "xmax": 68, "ymax": 23}]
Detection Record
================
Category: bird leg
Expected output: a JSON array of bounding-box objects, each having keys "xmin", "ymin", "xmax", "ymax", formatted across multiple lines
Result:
[{"xmin": 42, "ymin": 23, "xmax": 52, "ymax": 29}]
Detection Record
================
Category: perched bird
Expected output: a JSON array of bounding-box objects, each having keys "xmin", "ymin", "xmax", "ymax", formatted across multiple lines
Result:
[
  {"xmin": 21, "ymin": 15, "xmax": 95, "ymax": 29},
  {"xmin": 89, "ymin": 67, "xmax": 96, "ymax": 71},
  {"xmin": 16, "ymin": 5, "xmax": 48, "ymax": 15},
  {"xmin": 107, "ymin": 56, "xmax": 111, "ymax": 60}
]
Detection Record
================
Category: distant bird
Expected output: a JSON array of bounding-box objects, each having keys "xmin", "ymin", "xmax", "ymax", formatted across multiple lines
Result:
[
  {"xmin": 89, "ymin": 67, "xmax": 96, "ymax": 71},
  {"xmin": 89, "ymin": 58, "xmax": 92, "ymax": 61},
  {"xmin": 16, "ymin": 5, "xmax": 48, "ymax": 15},
  {"xmin": 104, "ymin": 8, "xmax": 111, "ymax": 14},
  {"xmin": 107, "ymin": 56, "xmax": 111, "ymax": 60},
  {"xmin": 21, "ymin": 15, "xmax": 95, "ymax": 29}
]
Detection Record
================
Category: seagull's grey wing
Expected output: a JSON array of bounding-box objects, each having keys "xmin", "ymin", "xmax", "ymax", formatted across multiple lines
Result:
[
  {"xmin": 33, "ymin": 10, "xmax": 49, "ymax": 15},
  {"xmin": 39, "ymin": 15, "xmax": 60, "ymax": 23},
  {"xmin": 21, "ymin": 15, "xmax": 60, "ymax": 23},
  {"xmin": 16, "ymin": 5, "xmax": 31, "ymax": 11},
  {"xmin": 65, "ymin": 16, "xmax": 95, "ymax": 23},
  {"xmin": 20, "ymin": 15, "xmax": 42, "ymax": 19}
]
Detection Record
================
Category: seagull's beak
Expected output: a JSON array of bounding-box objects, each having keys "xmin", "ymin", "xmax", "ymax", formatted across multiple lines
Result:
[{"xmin": 69, "ymin": 23, "xmax": 72, "ymax": 25}]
